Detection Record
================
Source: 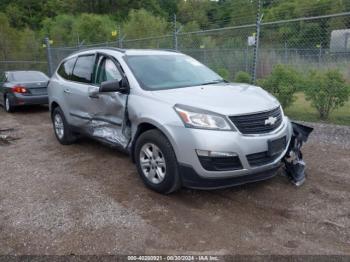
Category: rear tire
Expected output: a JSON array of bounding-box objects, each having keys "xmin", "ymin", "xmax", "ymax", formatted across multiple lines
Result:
[
  {"xmin": 135, "ymin": 129, "xmax": 181, "ymax": 194},
  {"xmin": 52, "ymin": 107, "xmax": 77, "ymax": 145},
  {"xmin": 4, "ymin": 94, "xmax": 14, "ymax": 113}
]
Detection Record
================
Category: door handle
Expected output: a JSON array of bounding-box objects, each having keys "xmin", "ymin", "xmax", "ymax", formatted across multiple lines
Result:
[
  {"xmin": 88, "ymin": 86, "xmax": 100, "ymax": 99},
  {"xmin": 64, "ymin": 89, "xmax": 72, "ymax": 94}
]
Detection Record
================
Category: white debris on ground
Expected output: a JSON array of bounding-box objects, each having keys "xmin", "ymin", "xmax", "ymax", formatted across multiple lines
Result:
[{"xmin": 0, "ymin": 128, "xmax": 20, "ymax": 146}]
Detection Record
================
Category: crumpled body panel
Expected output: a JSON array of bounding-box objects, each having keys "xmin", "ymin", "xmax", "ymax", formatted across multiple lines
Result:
[
  {"xmin": 283, "ymin": 122, "xmax": 314, "ymax": 186},
  {"xmin": 69, "ymin": 90, "xmax": 131, "ymax": 149},
  {"xmin": 88, "ymin": 120, "xmax": 130, "ymax": 148}
]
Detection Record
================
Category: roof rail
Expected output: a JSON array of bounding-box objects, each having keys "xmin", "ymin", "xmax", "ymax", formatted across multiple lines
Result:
[
  {"xmin": 70, "ymin": 47, "xmax": 126, "ymax": 55},
  {"xmin": 69, "ymin": 47, "xmax": 182, "ymax": 57},
  {"xmin": 130, "ymin": 48, "xmax": 180, "ymax": 53},
  {"xmin": 157, "ymin": 49, "xmax": 180, "ymax": 53}
]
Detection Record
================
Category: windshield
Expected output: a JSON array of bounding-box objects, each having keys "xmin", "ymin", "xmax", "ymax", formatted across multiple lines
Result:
[
  {"xmin": 11, "ymin": 71, "xmax": 48, "ymax": 82},
  {"xmin": 125, "ymin": 55, "xmax": 223, "ymax": 90}
]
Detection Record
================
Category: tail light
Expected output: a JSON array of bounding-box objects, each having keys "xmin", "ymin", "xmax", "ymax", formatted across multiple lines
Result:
[{"xmin": 12, "ymin": 85, "xmax": 28, "ymax": 93}]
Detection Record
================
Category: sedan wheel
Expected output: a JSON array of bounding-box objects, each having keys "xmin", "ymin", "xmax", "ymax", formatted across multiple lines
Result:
[
  {"xmin": 54, "ymin": 113, "xmax": 64, "ymax": 139},
  {"xmin": 4, "ymin": 95, "xmax": 14, "ymax": 113},
  {"xmin": 5, "ymin": 97, "xmax": 10, "ymax": 111}
]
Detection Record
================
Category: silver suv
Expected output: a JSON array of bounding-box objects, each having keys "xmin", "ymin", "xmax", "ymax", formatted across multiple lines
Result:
[{"xmin": 48, "ymin": 48, "xmax": 292, "ymax": 194}]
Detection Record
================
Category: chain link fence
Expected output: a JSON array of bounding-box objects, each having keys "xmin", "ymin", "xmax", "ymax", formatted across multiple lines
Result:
[
  {"xmin": 258, "ymin": 13, "xmax": 350, "ymax": 80},
  {"xmin": 1, "ymin": 12, "xmax": 349, "ymax": 84},
  {"xmin": 177, "ymin": 24, "xmax": 256, "ymax": 81},
  {"xmin": 0, "ymin": 61, "xmax": 48, "ymax": 77},
  {"xmin": 43, "ymin": 12, "xmax": 350, "ymax": 84}
]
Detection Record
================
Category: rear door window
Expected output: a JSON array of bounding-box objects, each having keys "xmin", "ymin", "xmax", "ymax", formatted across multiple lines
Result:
[
  {"xmin": 57, "ymin": 57, "xmax": 77, "ymax": 80},
  {"xmin": 71, "ymin": 55, "xmax": 95, "ymax": 84}
]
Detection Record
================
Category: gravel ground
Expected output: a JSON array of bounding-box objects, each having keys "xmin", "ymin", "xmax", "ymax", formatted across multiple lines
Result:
[{"xmin": 0, "ymin": 106, "xmax": 349, "ymax": 255}]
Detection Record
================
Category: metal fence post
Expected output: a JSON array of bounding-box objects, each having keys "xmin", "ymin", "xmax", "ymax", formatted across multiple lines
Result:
[
  {"xmin": 252, "ymin": 0, "xmax": 262, "ymax": 84},
  {"xmin": 173, "ymin": 14, "xmax": 178, "ymax": 50},
  {"xmin": 45, "ymin": 37, "xmax": 53, "ymax": 76},
  {"xmin": 245, "ymin": 45, "xmax": 249, "ymax": 72},
  {"xmin": 318, "ymin": 44, "xmax": 322, "ymax": 66},
  {"xmin": 118, "ymin": 25, "xmax": 123, "ymax": 48},
  {"xmin": 284, "ymin": 41, "xmax": 288, "ymax": 63}
]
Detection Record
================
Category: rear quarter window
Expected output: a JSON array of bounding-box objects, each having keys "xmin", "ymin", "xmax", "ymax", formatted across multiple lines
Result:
[{"xmin": 57, "ymin": 57, "xmax": 77, "ymax": 80}]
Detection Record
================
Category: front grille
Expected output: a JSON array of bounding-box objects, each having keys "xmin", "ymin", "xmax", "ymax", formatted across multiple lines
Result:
[
  {"xmin": 246, "ymin": 151, "xmax": 280, "ymax": 167},
  {"xmin": 198, "ymin": 156, "xmax": 243, "ymax": 171},
  {"xmin": 229, "ymin": 107, "xmax": 283, "ymax": 134}
]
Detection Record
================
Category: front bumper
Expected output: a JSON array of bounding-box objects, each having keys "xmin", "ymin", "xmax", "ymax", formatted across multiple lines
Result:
[
  {"xmin": 169, "ymin": 117, "xmax": 292, "ymax": 184},
  {"xmin": 11, "ymin": 93, "xmax": 48, "ymax": 106},
  {"xmin": 179, "ymin": 164, "xmax": 281, "ymax": 189}
]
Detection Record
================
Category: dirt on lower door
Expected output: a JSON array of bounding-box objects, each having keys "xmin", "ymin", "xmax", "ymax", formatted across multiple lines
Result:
[{"xmin": 0, "ymin": 106, "xmax": 349, "ymax": 255}]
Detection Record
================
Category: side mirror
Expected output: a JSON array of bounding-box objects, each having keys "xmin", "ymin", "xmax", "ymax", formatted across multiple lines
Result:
[{"xmin": 99, "ymin": 79, "xmax": 129, "ymax": 94}]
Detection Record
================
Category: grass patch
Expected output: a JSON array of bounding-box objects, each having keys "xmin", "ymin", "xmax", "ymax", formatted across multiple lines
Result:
[{"xmin": 284, "ymin": 92, "xmax": 350, "ymax": 126}]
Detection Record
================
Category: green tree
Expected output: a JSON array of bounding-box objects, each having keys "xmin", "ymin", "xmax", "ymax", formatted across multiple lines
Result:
[
  {"xmin": 41, "ymin": 15, "xmax": 77, "ymax": 46},
  {"xmin": 234, "ymin": 71, "xmax": 251, "ymax": 84},
  {"xmin": 258, "ymin": 64, "xmax": 303, "ymax": 108},
  {"xmin": 41, "ymin": 14, "xmax": 116, "ymax": 46},
  {"xmin": 123, "ymin": 9, "xmax": 169, "ymax": 40},
  {"xmin": 0, "ymin": 13, "xmax": 18, "ymax": 60},
  {"xmin": 177, "ymin": 0, "xmax": 211, "ymax": 28},
  {"xmin": 73, "ymin": 14, "xmax": 115, "ymax": 44},
  {"xmin": 18, "ymin": 27, "xmax": 42, "ymax": 60},
  {"xmin": 214, "ymin": 67, "xmax": 229, "ymax": 80},
  {"xmin": 5, "ymin": 3, "xmax": 26, "ymax": 28},
  {"xmin": 305, "ymin": 69, "xmax": 350, "ymax": 119},
  {"xmin": 159, "ymin": 0, "xmax": 179, "ymax": 18},
  {"xmin": 209, "ymin": 0, "xmax": 257, "ymax": 28}
]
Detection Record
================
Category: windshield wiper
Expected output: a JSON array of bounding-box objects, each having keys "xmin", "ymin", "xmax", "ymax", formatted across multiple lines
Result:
[{"xmin": 199, "ymin": 79, "xmax": 227, "ymax": 86}]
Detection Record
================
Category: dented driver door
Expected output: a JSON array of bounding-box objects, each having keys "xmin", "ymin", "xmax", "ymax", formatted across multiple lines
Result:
[{"xmin": 86, "ymin": 54, "xmax": 130, "ymax": 148}]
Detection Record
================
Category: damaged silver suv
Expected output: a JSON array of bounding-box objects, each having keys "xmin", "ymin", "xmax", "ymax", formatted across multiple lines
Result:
[{"xmin": 48, "ymin": 48, "xmax": 311, "ymax": 194}]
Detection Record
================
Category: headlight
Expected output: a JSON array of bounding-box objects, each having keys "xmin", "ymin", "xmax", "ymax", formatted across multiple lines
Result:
[{"xmin": 174, "ymin": 104, "xmax": 233, "ymax": 130}]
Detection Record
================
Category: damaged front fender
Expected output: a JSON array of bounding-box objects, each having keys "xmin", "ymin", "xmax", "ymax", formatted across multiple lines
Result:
[{"xmin": 283, "ymin": 122, "xmax": 314, "ymax": 186}]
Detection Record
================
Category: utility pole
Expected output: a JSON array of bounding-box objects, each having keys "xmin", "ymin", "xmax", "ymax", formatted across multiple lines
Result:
[{"xmin": 252, "ymin": 0, "xmax": 263, "ymax": 84}]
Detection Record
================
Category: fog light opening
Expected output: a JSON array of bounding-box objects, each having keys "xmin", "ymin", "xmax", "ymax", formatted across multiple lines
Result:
[{"xmin": 196, "ymin": 150, "xmax": 237, "ymax": 158}]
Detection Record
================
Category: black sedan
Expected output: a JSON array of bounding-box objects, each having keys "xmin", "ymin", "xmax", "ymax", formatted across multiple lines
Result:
[{"xmin": 0, "ymin": 70, "xmax": 49, "ymax": 112}]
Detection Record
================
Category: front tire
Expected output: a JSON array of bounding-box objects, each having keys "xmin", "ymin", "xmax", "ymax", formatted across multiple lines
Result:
[
  {"xmin": 52, "ymin": 107, "xmax": 77, "ymax": 145},
  {"xmin": 135, "ymin": 129, "xmax": 181, "ymax": 194},
  {"xmin": 4, "ymin": 94, "xmax": 14, "ymax": 113}
]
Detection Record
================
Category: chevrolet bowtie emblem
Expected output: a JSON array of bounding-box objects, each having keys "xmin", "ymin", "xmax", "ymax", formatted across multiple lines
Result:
[{"xmin": 265, "ymin": 116, "xmax": 277, "ymax": 126}]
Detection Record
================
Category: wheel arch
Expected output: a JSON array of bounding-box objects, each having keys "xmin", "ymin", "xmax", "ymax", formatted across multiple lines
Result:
[
  {"xmin": 130, "ymin": 120, "xmax": 177, "ymax": 163},
  {"xmin": 3, "ymin": 90, "xmax": 12, "ymax": 100},
  {"xmin": 50, "ymin": 101, "xmax": 60, "ymax": 119}
]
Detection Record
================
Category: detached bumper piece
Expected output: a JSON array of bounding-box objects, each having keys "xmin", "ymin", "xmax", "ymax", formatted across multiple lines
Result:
[{"xmin": 283, "ymin": 122, "xmax": 313, "ymax": 186}]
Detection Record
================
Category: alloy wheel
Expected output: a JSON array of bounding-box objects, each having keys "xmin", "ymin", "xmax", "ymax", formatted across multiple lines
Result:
[
  {"xmin": 139, "ymin": 143, "xmax": 167, "ymax": 184},
  {"xmin": 54, "ymin": 113, "xmax": 64, "ymax": 139}
]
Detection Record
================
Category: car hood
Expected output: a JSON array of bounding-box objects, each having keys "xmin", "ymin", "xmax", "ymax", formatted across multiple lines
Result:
[{"xmin": 150, "ymin": 83, "xmax": 280, "ymax": 115}]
